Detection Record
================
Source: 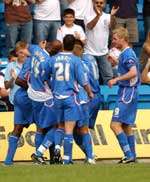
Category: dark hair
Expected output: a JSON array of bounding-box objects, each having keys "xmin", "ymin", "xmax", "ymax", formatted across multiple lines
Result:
[
  {"xmin": 63, "ymin": 8, "xmax": 75, "ymax": 17},
  {"xmin": 8, "ymin": 49, "xmax": 17, "ymax": 59},
  {"xmin": 74, "ymin": 39, "xmax": 84, "ymax": 48},
  {"xmin": 63, "ymin": 34, "xmax": 75, "ymax": 51}
]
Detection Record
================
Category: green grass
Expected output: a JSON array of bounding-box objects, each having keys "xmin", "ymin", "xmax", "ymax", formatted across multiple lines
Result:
[{"xmin": 0, "ymin": 163, "xmax": 150, "ymax": 182}]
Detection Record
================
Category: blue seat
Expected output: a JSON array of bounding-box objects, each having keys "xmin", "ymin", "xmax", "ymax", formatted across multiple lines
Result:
[
  {"xmin": 0, "ymin": 57, "xmax": 8, "ymax": 69},
  {"xmin": 0, "ymin": 3, "xmax": 4, "ymax": 13},
  {"xmin": 101, "ymin": 85, "xmax": 118, "ymax": 109},
  {"xmin": 101, "ymin": 84, "xmax": 150, "ymax": 110},
  {"xmin": 138, "ymin": 84, "xmax": 150, "ymax": 109}
]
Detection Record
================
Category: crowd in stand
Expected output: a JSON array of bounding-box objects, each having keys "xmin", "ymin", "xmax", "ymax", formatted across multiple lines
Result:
[{"xmin": 0, "ymin": 0, "xmax": 150, "ymax": 111}]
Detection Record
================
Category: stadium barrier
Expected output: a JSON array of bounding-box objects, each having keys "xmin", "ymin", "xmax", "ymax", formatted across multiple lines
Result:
[{"xmin": 0, "ymin": 110, "xmax": 150, "ymax": 161}]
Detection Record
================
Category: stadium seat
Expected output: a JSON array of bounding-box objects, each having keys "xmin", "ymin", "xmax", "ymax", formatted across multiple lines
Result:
[
  {"xmin": 100, "ymin": 85, "xmax": 118, "ymax": 109},
  {"xmin": 138, "ymin": 84, "xmax": 150, "ymax": 109},
  {"xmin": 0, "ymin": 57, "xmax": 8, "ymax": 70},
  {"xmin": 101, "ymin": 84, "xmax": 150, "ymax": 110},
  {"xmin": 0, "ymin": 3, "xmax": 4, "ymax": 13}
]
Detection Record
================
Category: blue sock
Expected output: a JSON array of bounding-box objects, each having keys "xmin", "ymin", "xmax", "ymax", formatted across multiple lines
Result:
[
  {"xmin": 4, "ymin": 135, "xmax": 19, "ymax": 165},
  {"xmin": 54, "ymin": 128, "xmax": 65, "ymax": 149},
  {"xmin": 36, "ymin": 128, "xmax": 55, "ymax": 156},
  {"xmin": 73, "ymin": 132, "xmax": 85, "ymax": 154},
  {"xmin": 117, "ymin": 132, "xmax": 134, "ymax": 159},
  {"xmin": 63, "ymin": 134, "xmax": 73, "ymax": 164},
  {"xmin": 35, "ymin": 132, "xmax": 45, "ymax": 150},
  {"xmin": 127, "ymin": 135, "xmax": 136, "ymax": 159},
  {"xmin": 82, "ymin": 133, "xmax": 93, "ymax": 159}
]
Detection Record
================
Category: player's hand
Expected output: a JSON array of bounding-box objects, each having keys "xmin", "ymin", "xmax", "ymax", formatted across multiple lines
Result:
[
  {"xmin": 111, "ymin": 6, "xmax": 119, "ymax": 16},
  {"xmin": 74, "ymin": 31, "xmax": 81, "ymax": 40},
  {"xmin": 108, "ymin": 78, "xmax": 117, "ymax": 88},
  {"xmin": 10, "ymin": 69, "xmax": 17, "ymax": 80},
  {"xmin": 107, "ymin": 55, "xmax": 118, "ymax": 67},
  {"xmin": 88, "ymin": 91, "xmax": 94, "ymax": 99}
]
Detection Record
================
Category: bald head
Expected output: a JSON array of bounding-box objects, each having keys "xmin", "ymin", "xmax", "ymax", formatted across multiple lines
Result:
[{"xmin": 46, "ymin": 40, "xmax": 62, "ymax": 56}]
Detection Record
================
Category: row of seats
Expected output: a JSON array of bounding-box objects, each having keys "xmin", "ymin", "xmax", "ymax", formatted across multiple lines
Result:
[
  {"xmin": 0, "ymin": 85, "xmax": 149, "ymax": 112},
  {"xmin": 100, "ymin": 85, "xmax": 150, "ymax": 110}
]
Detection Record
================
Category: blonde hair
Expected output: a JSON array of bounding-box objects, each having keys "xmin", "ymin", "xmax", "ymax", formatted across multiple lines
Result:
[
  {"xmin": 112, "ymin": 27, "xmax": 129, "ymax": 42},
  {"xmin": 15, "ymin": 41, "xmax": 28, "ymax": 52}
]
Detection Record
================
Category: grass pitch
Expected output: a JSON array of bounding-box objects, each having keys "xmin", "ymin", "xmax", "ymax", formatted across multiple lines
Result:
[{"xmin": 0, "ymin": 163, "xmax": 150, "ymax": 182}]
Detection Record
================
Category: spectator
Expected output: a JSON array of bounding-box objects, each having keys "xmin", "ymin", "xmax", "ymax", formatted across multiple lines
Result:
[
  {"xmin": 56, "ymin": 8, "xmax": 86, "ymax": 43},
  {"xmin": 33, "ymin": 0, "xmax": 61, "ymax": 43},
  {"xmin": 8, "ymin": 50, "xmax": 17, "ymax": 62},
  {"xmin": 140, "ymin": 31, "xmax": 150, "ymax": 71},
  {"xmin": 84, "ymin": 0, "xmax": 118, "ymax": 84},
  {"xmin": 0, "ymin": 71, "xmax": 10, "ymax": 111},
  {"xmin": 0, "ymin": 71, "xmax": 9, "ymax": 98},
  {"xmin": 4, "ymin": 0, "xmax": 33, "ymax": 55},
  {"xmin": 141, "ymin": 58, "xmax": 150, "ymax": 83},
  {"xmin": 110, "ymin": 0, "xmax": 139, "ymax": 44},
  {"xmin": 60, "ymin": 0, "xmax": 69, "ymax": 15},
  {"xmin": 68, "ymin": 0, "xmax": 93, "ymax": 30},
  {"xmin": 4, "ymin": 41, "xmax": 29, "ymax": 106},
  {"xmin": 143, "ymin": 0, "xmax": 150, "ymax": 37}
]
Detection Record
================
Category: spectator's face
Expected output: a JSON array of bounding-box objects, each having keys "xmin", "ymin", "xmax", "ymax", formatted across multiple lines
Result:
[
  {"xmin": 16, "ymin": 48, "xmax": 30, "ymax": 63},
  {"xmin": 73, "ymin": 44, "xmax": 84, "ymax": 57},
  {"xmin": 112, "ymin": 33, "xmax": 124, "ymax": 50},
  {"xmin": 63, "ymin": 14, "xmax": 75, "ymax": 27},
  {"xmin": 93, "ymin": 0, "xmax": 105, "ymax": 10}
]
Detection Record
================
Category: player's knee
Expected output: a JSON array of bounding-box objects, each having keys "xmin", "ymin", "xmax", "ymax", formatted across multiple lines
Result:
[
  {"xmin": 110, "ymin": 122, "xmax": 123, "ymax": 135},
  {"xmin": 110, "ymin": 122, "xmax": 118, "ymax": 133}
]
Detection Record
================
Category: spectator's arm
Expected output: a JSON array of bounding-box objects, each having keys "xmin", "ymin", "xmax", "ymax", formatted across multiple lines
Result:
[
  {"xmin": 86, "ymin": 14, "xmax": 101, "ymax": 30},
  {"xmin": 109, "ymin": 6, "xmax": 119, "ymax": 29},
  {"xmin": 141, "ymin": 59, "xmax": 150, "ymax": 83},
  {"xmin": 3, "ymin": 0, "xmax": 13, "ymax": 4},
  {"xmin": 86, "ymin": 2, "xmax": 102, "ymax": 30}
]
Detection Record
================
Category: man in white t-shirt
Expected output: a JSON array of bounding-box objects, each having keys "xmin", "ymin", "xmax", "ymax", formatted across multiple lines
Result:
[
  {"xmin": 68, "ymin": 0, "xmax": 93, "ymax": 30},
  {"xmin": 84, "ymin": 0, "xmax": 119, "ymax": 84},
  {"xmin": 33, "ymin": 0, "xmax": 61, "ymax": 43},
  {"xmin": 57, "ymin": 8, "xmax": 86, "ymax": 43}
]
